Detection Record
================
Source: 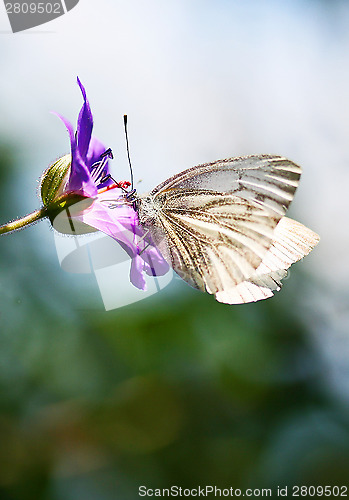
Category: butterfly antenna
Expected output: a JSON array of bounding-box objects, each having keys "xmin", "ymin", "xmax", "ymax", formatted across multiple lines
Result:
[{"xmin": 123, "ymin": 115, "xmax": 134, "ymax": 190}]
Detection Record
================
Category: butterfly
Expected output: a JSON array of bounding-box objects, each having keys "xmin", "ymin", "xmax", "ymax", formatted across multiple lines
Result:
[{"xmin": 133, "ymin": 154, "xmax": 319, "ymax": 304}]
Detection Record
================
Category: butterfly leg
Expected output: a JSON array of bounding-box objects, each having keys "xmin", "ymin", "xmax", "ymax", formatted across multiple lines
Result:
[{"xmin": 137, "ymin": 229, "xmax": 153, "ymax": 256}]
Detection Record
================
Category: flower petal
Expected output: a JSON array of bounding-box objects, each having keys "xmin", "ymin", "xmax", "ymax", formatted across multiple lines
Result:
[
  {"xmin": 130, "ymin": 255, "xmax": 147, "ymax": 290},
  {"xmin": 86, "ymin": 137, "xmax": 107, "ymax": 168},
  {"xmin": 76, "ymin": 77, "xmax": 93, "ymax": 161},
  {"xmin": 74, "ymin": 190, "xmax": 140, "ymax": 253},
  {"xmin": 141, "ymin": 246, "xmax": 170, "ymax": 277},
  {"xmin": 72, "ymin": 188, "xmax": 169, "ymax": 289},
  {"xmin": 54, "ymin": 112, "xmax": 97, "ymax": 197}
]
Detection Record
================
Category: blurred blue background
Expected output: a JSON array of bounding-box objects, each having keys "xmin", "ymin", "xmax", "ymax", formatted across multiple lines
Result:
[{"xmin": 0, "ymin": 0, "xmax": 348, "ymax": 498}]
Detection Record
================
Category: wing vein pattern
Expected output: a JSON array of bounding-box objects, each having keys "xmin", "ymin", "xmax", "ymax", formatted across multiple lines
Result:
[{"xmin": 138, "ymin": 155, "xmax": 319, "ymax": 303}]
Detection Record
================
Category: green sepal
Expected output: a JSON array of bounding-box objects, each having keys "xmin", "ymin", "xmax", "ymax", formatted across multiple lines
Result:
[
  {"xmin": 40, "ymin": 154, "xmax": 71, "ymax": 207},
  {"xmin": 46, "ymin": 193, "xmax": 93, "ymax": 226},
  {"xmin": 40, "ymin": 154, "xmax": 96, "ymax": 235}
]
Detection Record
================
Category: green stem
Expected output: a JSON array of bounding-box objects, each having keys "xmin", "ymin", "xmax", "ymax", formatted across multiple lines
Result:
[{"xmin": 0, "ymin": 208, "xmax": 48, "ymax": 235}]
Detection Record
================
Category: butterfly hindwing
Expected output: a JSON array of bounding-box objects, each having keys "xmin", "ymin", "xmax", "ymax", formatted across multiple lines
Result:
[{"xmin": 215, "ymin": 217, "xmax": 320, "ymax": 304}]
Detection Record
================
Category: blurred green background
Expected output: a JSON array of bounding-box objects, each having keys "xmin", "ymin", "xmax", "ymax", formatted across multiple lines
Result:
[{"xmin": 1, "ymin": 1, "xmax": 349, "ymax": 499}]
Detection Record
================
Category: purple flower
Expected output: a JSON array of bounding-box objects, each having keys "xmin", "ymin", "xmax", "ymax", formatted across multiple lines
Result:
[{"xmin": 52, "ymin": 78, "xmax": 169, "ymax": 290}]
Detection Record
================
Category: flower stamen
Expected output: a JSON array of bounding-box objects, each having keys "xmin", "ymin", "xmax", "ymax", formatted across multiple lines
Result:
[
  {"xmin": 90, "ymin": 148, "xmax": 114, "ymax": 186},
  {"xmin": 100, "ymin": 147, "xmax": 114, "ymax": 159},
  {"xmin": 100, "ymin": 198, "xmax": 126, "ymax": 209},
  {"xmin": 90, "ymin": 157, "xmax": 109, "ymax": 184}
]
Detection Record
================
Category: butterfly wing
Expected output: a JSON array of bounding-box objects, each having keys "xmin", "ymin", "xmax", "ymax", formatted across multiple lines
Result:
[
  {"xmin": 138, "ymin": 155, "xmax": 318, "ymax": 303},
  {"xmin": 215, "ymin": 217, "xmax": 320, "ymax": 304},
  {"xmin": 149, "ymin": 154, "xmax": 301, "ymax": 217}
]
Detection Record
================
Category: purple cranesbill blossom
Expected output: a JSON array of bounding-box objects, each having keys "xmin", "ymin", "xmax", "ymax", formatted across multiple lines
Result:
[
  {"xmin": 54, "ymin": 77, "xmax": 169, "ymax": 290},
  {"xmin": 0, "ymin": 78, "xmax": 169, "ymax": 291},
  {"xmin": 54, "ymin": 78, "xmax": 115, "ymax": 198}
]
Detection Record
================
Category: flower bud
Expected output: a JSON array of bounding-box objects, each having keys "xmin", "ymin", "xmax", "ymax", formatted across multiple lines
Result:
[{"xmin": 40, "ymin": 154, "xmax": 71, "ymax": 207}]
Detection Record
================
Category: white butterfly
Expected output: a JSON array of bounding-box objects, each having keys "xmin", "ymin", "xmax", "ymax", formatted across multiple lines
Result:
[{"xmin": 135, "ymin": 154, "xmax": 319, "ymax": 304}]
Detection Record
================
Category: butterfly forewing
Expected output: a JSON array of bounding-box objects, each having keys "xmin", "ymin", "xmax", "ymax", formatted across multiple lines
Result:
[
  {"xmin": 138, "ymin": 155, "xmax": 309, "ymax": 300},
  {"xmin": 150, "ymin": 155, "xmax": 302, "ymax": 217}
]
